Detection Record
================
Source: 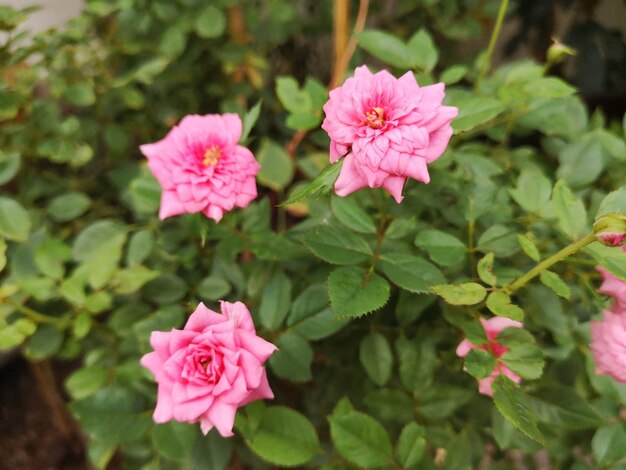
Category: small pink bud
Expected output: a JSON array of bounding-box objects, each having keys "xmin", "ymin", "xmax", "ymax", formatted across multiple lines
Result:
[{"xmin": 593, "ymin": 213, "xmax": 626, "ymax": 247}]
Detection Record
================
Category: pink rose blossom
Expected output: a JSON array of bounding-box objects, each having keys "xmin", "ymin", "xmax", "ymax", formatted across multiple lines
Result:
[
  {"xmin": 140, "ymin": 114, "xmax": 260, "ymax": 222},
  {"xmin": 456, "ymin": 317, "xmax": 523, "ymax": 397},
  {"xmin": 140, "ymin": 301, "xmax": 277, "ymax": 437},
  {"xmin": 590, "ymin": 309, "xmax": 626, "ymax": 383},
  {"xmin": 597, "ymin": 246, "xmax": 626, "ymax": 313},
  {"xmin": 321, "ymin": 65, "xmax": 458, "ymax": 202}
]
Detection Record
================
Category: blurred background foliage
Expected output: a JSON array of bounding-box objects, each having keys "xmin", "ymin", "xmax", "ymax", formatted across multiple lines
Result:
[{"xmin": 0, "ymin": 0, "xmax": 625, "ymax": 469}]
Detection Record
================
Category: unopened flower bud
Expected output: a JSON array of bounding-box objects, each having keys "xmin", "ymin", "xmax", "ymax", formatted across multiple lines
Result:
[
  {"xmin": 547, "ymin": 39, "xmax": 576, "ymax": 65},
  {"xmin": 593, "ymin": 213, "xmax": 626, "ymax": 247}
]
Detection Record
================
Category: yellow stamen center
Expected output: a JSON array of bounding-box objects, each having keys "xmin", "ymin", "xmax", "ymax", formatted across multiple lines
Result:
[
  {"xmin": 203, "ymin": 146, "xmax": 221, "ymax": 166},
  {"xmin": 365, "ymin": 107, "xmax": 385, "ymax": 129}
]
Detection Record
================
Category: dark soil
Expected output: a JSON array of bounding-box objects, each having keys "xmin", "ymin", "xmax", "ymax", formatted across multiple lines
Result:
[{"xmin": 0, "ymin": 356, "xmax": 88, "ymax": 470}]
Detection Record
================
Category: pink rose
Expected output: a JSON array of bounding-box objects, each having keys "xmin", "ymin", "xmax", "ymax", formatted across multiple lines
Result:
[
  {"xmin": 597, "ymin": 246, "xmax": 626, "ymax": 313},
  {"xmin": 140, "ymin": 114, "xmax": 260, "ymax": 222},
  {"xmin": 140, "ymin": 301, "xmax": 277, "ymax": 437},
  {"xmin": 321, "ymin": 65, "xmax": 458, "ymax": 202},
  {"xmin": 590, "ymin": 309, "xmax": 626, "ymax": 383},
  {"xmin": 456, "ymin": 317, "xmax": 523, "ymax": 397}
]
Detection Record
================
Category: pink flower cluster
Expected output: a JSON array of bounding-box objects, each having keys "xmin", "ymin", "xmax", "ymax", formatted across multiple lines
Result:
[
  {"xmin": 140, "ymin": 302, "xmax": 277, "ymax": 437},
  {"xmin": 590, "ymin": 246, "xmax": 626, "ymax": 383},
  {"xmin": 456, "ymin": 317, "xmax": 522, "ymax": 396},
  {"xmin": 140, "ymin": 114, "xmax": 259, "ymax": 222},
  {"xmin": 322, "ymin": 65, "xmax": 457, "ymax": 202}
]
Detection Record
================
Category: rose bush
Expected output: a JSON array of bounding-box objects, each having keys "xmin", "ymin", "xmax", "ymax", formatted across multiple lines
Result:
[{"xmin": 1, "ymin": 1, "xmax": 626, "ymax": 469}]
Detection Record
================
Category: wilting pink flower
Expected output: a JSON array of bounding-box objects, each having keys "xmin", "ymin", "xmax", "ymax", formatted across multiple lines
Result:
[
  {"xmin": 456, "ymin": 317, "xmax": 522, "ymax": 397},
  {"xmin": 140, "ymin": 114, "xmax": 260, "ymax": 222},
  {"xmin": 591, "ymin": 310, "xmax": 626, "ymax": 383},
  {"xmin": 140, "ymin": 301, "xmax": 277, "ymax": 437},
  {"xmin": 321, "ymin": 65, "xmax": 458, "ymax": 202},
  {"xmin": 597, "ymin": 246, "xmax": 626, "ymax": 312}
]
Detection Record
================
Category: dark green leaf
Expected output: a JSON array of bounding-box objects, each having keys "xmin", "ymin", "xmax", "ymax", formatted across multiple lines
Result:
[
  {"xmin": 329, "ymin": 411, "xmax": 393, "ymax": 468},
  {"xmin": 281, "ymin": 160, "xmax": 343, "ymax": 206},
  {"xmin": 256, "ymin": 139, "xmax": 294, "ymax": 191},
  {"xmin": 359, "ymin": 332, "xmax": 393, "ymax": 386},
  {"xmin": 328, "ymin": 267, "xmax": 390, "ymax": 318},
  {"xmin": 301, "ymin": 225, "xmax": 372, "ymax": 265},
  {"xmin": 379, "ymin": 253, "xmax": 446, "ymax": 293},
  {"xmin": 269, "ymin": 333, "xmax": 313, "ymax": 382},
  {"xmin": 415, "ymin": 230, "xmax": 466, "ymax": 267},
  {"xmin": 465, "ymin": 349, "xmax": 496, "ymax": 379},
  {"xmin": 259, "ymin": 271, "xmax": 292, "ymax": 330},
  {"xmin": 152, "ymin": 421, "xmax": 197, "ymax": 461},
  {"xmin": 492, "ymin": 376, "xmax": 545, "ymax": 444},
  {"xmin": 331, "ymin": 196, "xmax": 376, "ymax": 234},
  {"xmin": 396, "ymin": 422, "xmax": 426, "ymax": 469}
]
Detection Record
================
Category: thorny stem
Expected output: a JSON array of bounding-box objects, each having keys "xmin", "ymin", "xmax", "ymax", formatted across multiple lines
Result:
[
  {"xmin": 474, "ymin": 0, "xmax": 510, "ymax": 92},
  {"xmin": 504, "ymin": 233, "xmax": 596, "ymax": 294},
  {"xmin": 5, "ymin": 298, "xmax": 67, "ymax": 327}
]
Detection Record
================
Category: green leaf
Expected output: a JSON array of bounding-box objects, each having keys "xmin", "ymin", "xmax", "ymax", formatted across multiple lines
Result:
[
  {"xmin": 240, "ymin": 100, "xmax": 262, "ymax": 143},
  {"xmin": 152, "ymin": 421, "xmax": 197, "ymax": 461},
  {"xmin": 195, "ymin": 5, "xmax": 226, "ymax": 38},
  {"xmin": 142, "ymin": 274, "xmax": 187, "ymax": 304},
  {"xmin": 414, "ymin": 230, "xmax": 466, "ymax": 267},
  {"xmin": 431, "ymin": 283, "xmax": 487, "ymax": 306},
  {"xmin": 329, "ymin": 411, "xmax": 393, "ymax": 468},
  {"xmin": 47, "ymin": 192, "xmax": 91, "ymax": 222},
  {"xmin": 539, "ymin": 270, "xmax": 570, "ymax": 299},
  {"xmin": 519, "ymin": 96, "xmax": 587, "ymax": 138},
  {"xmin": 259, "ymin": 271, "xmax": 292, "ymax": 330},
  {"xmin": 113, "ymin": 266, "xmax": 159, "ymax": 295},
  {"xmin": 287, "ymin": 284, "xmax": 347, "ymax": 340},
  {"xmin": 159, "ymin": 25, "xmax": 186, "ymax": 57},
  {"xmin": 242, "ymin": 406, "xmax": 320, "ymax": 467},
  {"xmin": 492, "ymin": 376, "xmax": 545, "ymax": 444},
  {"xmin": 586, "ymin": 243, "xmax": 626, "ymax": 282},
  {"xmin": 551, "ymin": 180, "xmax": 588, "ymax": 239},
  {"xmin": 359, "ymin": 332, "xmax": 393, "ymax": 386},
  {"xmin": 592, "ymin": 424, "xmax": 626, "ymax": 465},
  {"xmin": 269, "ymin": 333, "xmax": 313, "ymax": 382},
  {"xmin": 331, "ymin": 196, "xmax": 376, "ymax": 234},
  {"xmin": 73, "ymin": 220, "xmax": 127, "ymax": 289},
  {"xmin": 477, "ymin": 225, "xmax": 519, "ymax": 257},
  {"xmin": 465, "ymin": 349, "xmax": 496, "ymax": 379},
  {"xmin": 364, "ymin": 389, "xmax": 414, "ymax": 423},
  {"xmin": 301, "ymin": 225, "xmax": 372, "ymax": 265},
  {"xmin": 452, "ymin": 96, "xmax": 505, "ymax": 133},
  {"xmin": 358, "ymin": 30, "xmax": 412, "ymax": 69},
  {"xmin": 517, "ymin": 234, "xmax": 540, "ymax": 262},
  {"xmin": 72, "ymin": 312, "xmax": 92, "ymax": 339},
  {"xmin": 444, "ymin": 431, "xmax": 473, "ymax": 470},
  {"xmin": 256, "ymin": 139, "xmax": 294, "ymax": 191},
  {"xmin": 126, "ymin": 229, "xmax": 153, "ymax": 266},
  {"xmin": 526, "ymin": 385, "xmax": 604, "ymax": 431},
  {"xmin": 286, "ymin": 112, "xmax": 320, "ymax": 131},
  {"xmin": 486, "ymin": 291, "xmax": 524, "ymax": 321},
  {"xmin": 407, "ymin": 29, "xmax": 438, "ymax": 72},
  {"xmin": 65, "ymin": 366, "xmax": 108, "ymax": 399},
  {"xmin": 395, "ymin": 292, "xmax": 436, "ymax": 326},
  {"xmin": 23, "ymin": 324, "xmax": 63, "ymax": 360},
  {"xmin": 64, "ymin": 83, "xmax": 96, "ymax": 106},
  {"xmin": 0, "ymin": 196, "xmax": 30, "ymax": 241},
  {"xmin": 396, "ymin": 337, "xmax": 436, "ymax": 393},
  {"xmin": 0, "ymin": 151, "xmax": 20, "ymax": 185},
  {"xmin": 396, "ymin": 422, "xmax": 426, "ymax": 469},
  {"xmin": 509, "ymin": 167, "xmax": 552, "ymax": 213},
  {"xmin": 192, "ymin": 429, "xmax": 233, "ymax": 470},
  {"xmin": 379, "ymin": 253, "xmax": 446, "ymax": 293},
  {"xmin": 498, "ymin": 328, "xmax": 544, "ymax": 379},
  {"xmin": 597, "ymin": 187, "xmax": 626, "ymax": 217},
  {"xmin": 276, "ymin": 76, "xmax": 312, "ymax": 114},
  {"xmin": 197, "ymin": 276, "xmax": 231, "ymax": 301},
  {"xmin": 70, "ymin": 386, "xmax": 151, "ymax": 445},
  {"xmin": 440, "ymin": 65, "xmax": 468, "ymax": 85},
  {"xmin": 35, "ymin": 238, "xmax": 71, "ymax": 279},
  {"xmin": 557, "ymin": 133, "xmax": 605, "ymax": 188},
  {"xmin": 328, "ymin": 267, "xmax": 390, "ymax": 318},
  {"xmin": 477, "ymin": 252, "xmax": 497, "ymax": 286},
  {"xmin": 281, "ymin": 160, "xmax": 343, "ymax": 206},
  {"xmin": 416, "ymin": 385, "xmax": 472, "ymax": 420}
]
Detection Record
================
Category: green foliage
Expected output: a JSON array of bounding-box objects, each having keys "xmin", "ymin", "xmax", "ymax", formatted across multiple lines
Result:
[{"xmin": 1, "ymin": 1, "xmax": 624, "ymax": 468}]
